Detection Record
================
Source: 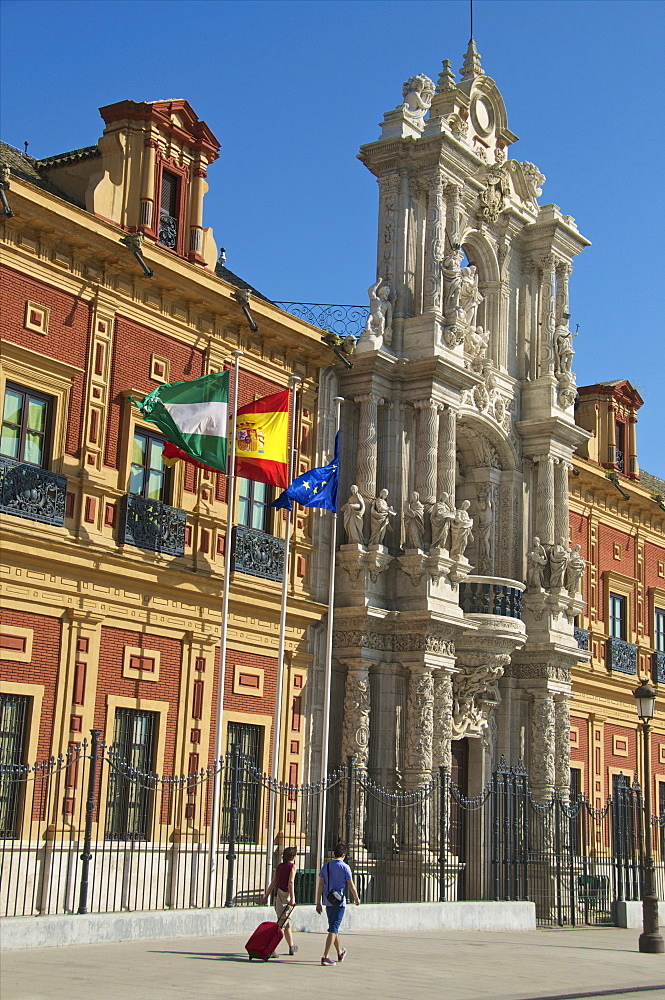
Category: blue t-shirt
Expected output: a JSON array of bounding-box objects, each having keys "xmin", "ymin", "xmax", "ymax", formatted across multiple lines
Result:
[{"xmin": 320, "ymin": 858, "xmax": 351, "ymax": 908}]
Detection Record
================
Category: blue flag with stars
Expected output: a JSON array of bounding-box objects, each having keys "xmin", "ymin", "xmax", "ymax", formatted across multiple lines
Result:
[{"xmin": 271, "ymin": 433, "xmax": 339, "ymax": 512}]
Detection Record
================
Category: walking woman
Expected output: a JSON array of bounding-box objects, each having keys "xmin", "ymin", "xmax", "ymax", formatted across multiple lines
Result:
[{"xmin": 262, "ymin": 846, "xmax": 298, "ymax": 955}]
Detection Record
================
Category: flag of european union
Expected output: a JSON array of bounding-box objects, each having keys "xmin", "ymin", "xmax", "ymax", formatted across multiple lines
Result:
[{"xmin": 271, "ymin": 433, "xmax": 339, "ymax": 512}]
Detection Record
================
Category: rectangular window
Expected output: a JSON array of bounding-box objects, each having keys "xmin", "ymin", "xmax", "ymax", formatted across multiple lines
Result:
[
  {"xmin": 609, "ymin": 593, "xmax": 626, "ymax": 640},
  {"xmin": 129, "ymin": 429, "xmax": 171, "ymax": 503},
  {"xmin": 0, "ymin": 694, "xmax": 30, "ymax": 838},
  {"xmin": 105, "ymin": 708, "xmax": 157, "ymax": 841},
  {"xmin": 655, "ymin": 608, "xmax": 665, "ymax": 653},
  {"xmin": 158, "ymin": 170, "xmax": 179, "ymax": 250},
  {"xmin": 237, "ymin": 477, "xmax": 272, "ymax": 533},
  {"xmin": 1, "ymin": 383, "xmax": 51, "ymax": 467},
  {"xmin": 614, "ymin": 422, "xmax": 625, "ymax": 472},
  {"xmin": 222, "ymin": 721, "xmax": 262, "ymax": 843}
]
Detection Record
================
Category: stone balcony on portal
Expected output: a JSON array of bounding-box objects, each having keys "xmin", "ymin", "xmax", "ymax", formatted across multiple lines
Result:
[{"xmin": 458, "ymin": 576, "xmax": 524, "ymax": 620}]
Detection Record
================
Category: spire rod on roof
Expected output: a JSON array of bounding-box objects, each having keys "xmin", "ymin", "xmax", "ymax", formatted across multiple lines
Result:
[{"xmin": 460, "ymin": 38, "xmax": 484, "ymax": 78}]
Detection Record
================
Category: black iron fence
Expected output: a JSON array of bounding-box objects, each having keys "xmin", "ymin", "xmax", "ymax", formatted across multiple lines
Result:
[{"xmin": 2, "ymin": 738, "xmax": 664, "ymax": 927}]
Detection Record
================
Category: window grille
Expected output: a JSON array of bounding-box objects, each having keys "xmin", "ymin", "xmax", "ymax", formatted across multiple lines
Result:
[
  {"xmin": 223, "ymin": 721, "xmax": 262, "ymax": 843},
  {"xmin": 105, "ymin": 708, "xmax": 157, "ymax": 841},
  {"xmin": 0, "ymin": 694, "xmax": 29, "ymax": 838},
  {"xmin": 158, "ymin": 170, "xmax": 179, "ymax": 250}
]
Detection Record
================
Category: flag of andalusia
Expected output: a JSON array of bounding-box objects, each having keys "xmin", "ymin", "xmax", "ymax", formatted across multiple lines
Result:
[{"xmin": 135, "ymin": 371, "xmax": 230, "ymax": 473}]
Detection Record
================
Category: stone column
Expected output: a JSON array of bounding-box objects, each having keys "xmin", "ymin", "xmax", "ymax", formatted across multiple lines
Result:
[
  {"xmin": 140, "ymin": 138, "xmax": 157, "ymax": 229},
  {"xmin": 354, "ymin": 393, "xmax": 383, "ymax": 501},
  {"xmin": 414, "ymin": 400, "xmax": 439, "ymax": 504},
  {"xmin": 188, "ymin": 163, "xmax": 208, "ymax": 260},
  {"xmin": 423, "ymin": 170, "xmax": 445, "ymax": 314},
  {"xmin": 436, "ymin": 405, "xmax": 456, "ymax": 502},
  {"xmin": 445, "ymin": 183, "xmax": 463, "ymax": 247},
  {"xmin": 534, "ymin": 454, "xmax": 555, "ymax": 547},
  {"xmin": 432, "ymin": 671, "xmax": 453, "ymax": 772},
  {"xmin": 520, "ymin": 257, "xmax": 539, "ymax": 381},
  {"xmin": 539, "ymin": 254, "xmax": 557, "ymax": 375},
  {"xmin": 530, "ymin": 690, "xmax": 556, "ymax": 801},
  {"xmin": 340, "ymin": 663, "xmax": 371, "ymax": 771},
  {"xmin": 404, "ymin": 667, "xmax": 434, "ymax": 788},
  {"xmin": 627, "ymin": 415, "xmax": 639, "ymax": 477},
  {"xmin": 556, "ymin": 263, "xmax": 572, "ymax": 325},
  {"xmin": 554, "ymin": 693, "xmax": 571, "ymax": 800},
  {"xmin": 377, "ymin": 173, "xmax": 400, "ymax": 298},
  {"xmin": 553, "ymin": 459, "xmax": 571, "ymax": 546}
]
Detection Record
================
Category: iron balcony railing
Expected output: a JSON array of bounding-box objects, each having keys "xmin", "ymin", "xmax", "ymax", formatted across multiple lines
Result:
[
  {"xmin": 0, "ymin": 457, "xmax": 67, "ymax": 526},
  {"xmin": 274, "ymin": 302, "xmax": 369, "ymax": 339},
  {"xmin": 606, "ymin": 636, "xmax": 638, "ymax": 675},
  {"xmin": 575, "ymin": 627, "xmax": 590, "ymax": 651},
  {"xmin": 458, "ymin": 576, "xmax": 524, "ymax": 619},
  {"xmin": 652, "ymin": 650, "xmax": 665, "ymax": 685},
  {"xmin": 158, "ymin": 209, "xmax": 178, "ymax": 250},
  {"xmin": 231, "ymin": 524, "xmax": 284, "ymax": 582},
  {"xmin": 119, "ymin": 494, "xmax": 186, "ymax": 557}
]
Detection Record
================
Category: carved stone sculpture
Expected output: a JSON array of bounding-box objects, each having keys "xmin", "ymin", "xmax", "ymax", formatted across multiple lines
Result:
[
  {"xmin": 341, "ymin": 669, "xmax": 371, "ymax": 769},
  {"xmin": 430, "ymin": 493, "xmax": 455, "ymax": 550},
  {"xmin": 554, "ymin": 323, "xmax": 576, "ymax": 374},
  {"xmin": 451, "ymin": 654, "xmax": 509, "ymax": 739},
  {"xmin": 459, "ymin": 264, "xmax": 482, "ymax": 330},
  {"xmin": 401, "ymin": 73, "xmax": 435, "ymax": 122},
  {"xmin": 450, "ymin": 500, "xmax": 474, "ymax": 560},
  {"xmin": 565, "ymin": 543, "xmax": 586, "ymax": 595},
  {"xmin": 362, "ymin": 279, "xmax": 394, "ymax": 349},
  {"xmin": 526, "ymin": 536, "xmax": 547, "ymax": 590},
  {"xmin": 369, "ymin": 488, "xmax": 396, "ymax": 546},
  {"xmin": 404, "ymin": 491, "xmax": 425, "ymax": 550},
  {"xmin": 476, "ymin": 490, "xmax": 493, "ymax": 574},
  {"xmin": 464, "ymin": 324, "xmax": 489, "ymax": 360},
  {"xmin": 479, "ymin": 163, "xmax": 510, "ymax": 223},
  {"xmin": 549, "ymin": 536, "xmax": 569, "ymax": 589},
  {"xmin": 342, "ymin": 485, "xmax": 366, "ymax": 545},
  {"xmin": 442, "ymin": 248, "xmax": 465, "ymax": 325}
]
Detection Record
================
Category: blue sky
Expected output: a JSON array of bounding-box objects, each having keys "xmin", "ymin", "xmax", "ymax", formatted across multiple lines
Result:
[{"xmin": 1, "ymin": 0, "xmax": 663, "ymax": 474}]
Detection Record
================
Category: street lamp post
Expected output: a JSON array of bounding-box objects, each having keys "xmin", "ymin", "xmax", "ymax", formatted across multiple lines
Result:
[{"xmin": 633, "ymin": 680, "xmax": 665, "ymax": 954}]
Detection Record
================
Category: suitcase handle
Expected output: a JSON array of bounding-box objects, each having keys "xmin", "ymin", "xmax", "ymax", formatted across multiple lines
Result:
[{"xmin": 277, "ymin": 903, "xmax": 295, "ymax": 929}]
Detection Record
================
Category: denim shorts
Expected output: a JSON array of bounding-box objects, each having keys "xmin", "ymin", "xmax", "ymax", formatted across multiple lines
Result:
[{"xmin": 326, "ymin": 904, "xmax": 345, "ymax": 933}]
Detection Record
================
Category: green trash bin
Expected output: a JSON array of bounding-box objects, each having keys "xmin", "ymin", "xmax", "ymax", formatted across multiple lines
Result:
[{"xmin": 294, "ymin": 868, "xmax": 318, "ymax": 905}]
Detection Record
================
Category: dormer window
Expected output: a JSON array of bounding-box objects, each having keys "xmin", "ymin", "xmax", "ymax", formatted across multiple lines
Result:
[{"xmin": 158, "ymin": 170, "xmax": 180, "ymax": 251}]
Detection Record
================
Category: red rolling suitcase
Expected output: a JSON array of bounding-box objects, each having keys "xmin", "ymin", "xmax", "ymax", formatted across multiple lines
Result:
[{"xmin": 245, "ymin": 904, "xmax": 294, "ymax": 961}]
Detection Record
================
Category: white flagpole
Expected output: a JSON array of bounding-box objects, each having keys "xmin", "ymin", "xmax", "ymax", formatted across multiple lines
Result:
[
  {"xmin": 316, "ymin": 395, "xmax": 344, "ymax": 874},
  {"xmin": 207, "ymin": 348, "xmax": 243, "ymax": 908},
  {"xmin": 265, "ymin": 374, "xmax": 301, "ymax": 878}
]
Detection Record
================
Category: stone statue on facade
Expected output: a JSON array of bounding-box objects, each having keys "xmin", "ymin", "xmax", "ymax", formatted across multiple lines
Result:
[
  {"xmin": 549, "ymin": 536, "xmax": 569, "ymax": 589},
  {"xmin": 442, "ymin": 248, "xmax": 465, "ymax": 325},
  {"xmin": 404, "ymin": 491, "xmax": 425, "ymax": 550},
  {"xmin": 430, "ymin": 494, "xmax": 455, "ymax": 550},
  {"xmin": 565, "ymin": 543, "xmax": 586, "ymax": 595},
  {"xmin": 460, "ymin": 264, "xmax": 483, "ymax": 330},
  {"xmin": 526, "ymin": 537, "xmax": 547, "ymax": 590},
  {"xmin": 361, "ymin": 278, "xmax": 394, "ymax": 349},
  {"xmin": 554, "ymin": 323, "xmax": 577, "ymax": 374},
  {"xmin": 476, "ymin": 490, "xmax": 493, "ymax": 574},
  {"xmin": 401, "ymin": 73, "xmax": 435, "ymax": 123},
  {"xmin": 369, "ymin": 488, "xmax": 397, "ymax": 546},
  {"xmin": 450, "ymin": 500, "xmax": 474, "ymax": 560},
  {"xmin": 342, "ymin": 485, "xmax": 366, "ymax": 545},
  {"xmin": 464, "ymin": 324, "xmax": 490, "ymax": 361}
]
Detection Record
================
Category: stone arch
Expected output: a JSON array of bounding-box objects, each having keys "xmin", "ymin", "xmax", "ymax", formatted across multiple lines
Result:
[{"xmin": 461, "ymin": 229, "xmax": 499, "ymax": 284}]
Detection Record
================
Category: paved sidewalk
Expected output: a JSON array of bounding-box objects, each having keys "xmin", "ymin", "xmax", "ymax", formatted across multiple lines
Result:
[{"xmin": 2, "ymin": 926, "xmax": 664, "ymax": 1000}]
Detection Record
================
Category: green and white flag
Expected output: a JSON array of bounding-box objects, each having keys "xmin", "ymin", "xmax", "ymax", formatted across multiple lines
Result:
[{"xmin": 135, "ymin": 370, "xmax": 230, "ymax": 473}]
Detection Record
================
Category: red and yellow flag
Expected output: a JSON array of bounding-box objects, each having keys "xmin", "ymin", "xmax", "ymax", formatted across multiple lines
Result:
[{"xmin": 235, "ymin": 389, "xmax": 290, "ymax": 487}]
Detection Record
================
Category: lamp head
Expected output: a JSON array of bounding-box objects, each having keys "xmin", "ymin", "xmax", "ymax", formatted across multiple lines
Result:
[{"xmin": 633, "ymin": 680, "xmax": 657, "ymax": 721}]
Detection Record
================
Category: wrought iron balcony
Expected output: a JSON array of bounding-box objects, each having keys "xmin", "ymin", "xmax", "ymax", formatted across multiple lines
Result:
[
  {"xmin": 158, "ymin": 209, "xmax": 178, "ymax": 250},
  {"xmin": 458, "ymin": 576, "xmax": 524, "ymax": 620},
  {"xmin": 606, "ymin": 636, "xmax": 637, "ymax": 675},
  {"xmin": 119, "ymin": 494, "xmax": 186, "ymax": 557},
  {"xmin": 274, "ymin": 302, "xmax": 369, "ymax": 339},
  {"xmin": 231, "ymin": 524, "xmax": 284, "ymax": 582},
  {"xmin": 652, "ymin": 650, "xmax": 665, "ymax": 685},
  {"xmin": 574, "ymin": 627, "xmax": 589, "ymax": 651},
  {"xmin": 0, "ymin": 458, "xmax": 66, "ymax": 526}
]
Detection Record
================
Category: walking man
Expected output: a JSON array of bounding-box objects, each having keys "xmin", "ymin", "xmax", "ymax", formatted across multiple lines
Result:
[{"xmin": 316, "ymin": 842, "xmax": 361, "ymax": 966}]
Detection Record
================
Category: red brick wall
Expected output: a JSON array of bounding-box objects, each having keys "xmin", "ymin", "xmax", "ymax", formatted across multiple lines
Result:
[
  {"xmin": 597, "ymin": 524, "xmax": 635, "ymax": 626},
  {"xmin": 104, "ymin": 316, "xmax": 206, "ymax": 470},
  {"xmin": 0, "ymin": 608, "xmax": 62, "ymax": 761},
  {"xmin": 645, "ymin": 541, "xmax": 665, "ymax": 635},
  {"xmin": 604, "ymin": 723, "xmax": 637, "ymax": 787},
  {"xmin": 94, "ymin": 627, "xmax": 183, "ymax": 773},
  {"xmin": 0, "ymin": 265, "xmax": 90, "ymax": 457},
  {"xmin": 208, "ymin": 647, "xmax": 277, "ymax": 770},
  {"xmin": 570, "ymin": 715, "xmax": 588, "ymax": 795}
]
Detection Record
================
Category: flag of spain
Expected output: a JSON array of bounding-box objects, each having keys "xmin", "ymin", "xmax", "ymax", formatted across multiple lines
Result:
[{"xmin": 235, "ymin": 389, "xmax": 290, "ymax": 487}]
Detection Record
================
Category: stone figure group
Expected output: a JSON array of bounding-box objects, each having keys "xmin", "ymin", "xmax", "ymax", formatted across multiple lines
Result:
[
  {"xmin": 340, "ymin": 484, "xmax": 475, "ymax": 563},
  {"xmin": 526, "ymin": 535, "xmax": 586, "ymax": 594}
]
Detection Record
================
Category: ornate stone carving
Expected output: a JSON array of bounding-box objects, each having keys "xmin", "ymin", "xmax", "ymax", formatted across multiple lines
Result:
[
  {"xmin": 354, "ymin": 395, "xmax": 383, "ymax": 499},
  {"xmin": 451, "ymin": 654, "xmax": 510, "ymax": 738},
  {"xmin": 401, "ymin": 73, "xmax": 435, "ymax": 125},
  {"xmin": 369, "ymin": 488, "xmax": 396, "ymax": 546},
  {"xmin": 508, "ymin": 662, "xmax": 572, "ymax": 683},
  {"xmin": 479, "ymin": 164, "xmax": 510, "ymax": 223},
  {"xmin": 526, "ymin": 536, "xmax": 547, "ymax": 590},
  {"xmin": 476, "ymin": 488, "xmax": 493, "ymax": 575},
  {"xmin": 529, "ymin": 692, "xmax": 556, "ymax": 798},
  {"xmin": 554, "ymin": 694, "xmax": 571, "ymax": 796},
  {"xmin": 359, "ymin": 279, "xmax": 394, "ymax": 351},
  {"xmin": 333, "ymin": 629, "xmax": 392, "ymax": 652},
  {"xmin": 341, "ymin": 668, "xmax": 371, "ymax": 769},
  {"xmin": 404, "ymin": 491, "xmax": 425, "ymax": 549},
  {"xmin": 341, "ymin": 485, "xmax": 366, "ymax": 545},
  {"xmin": 432, "ymin": 672, "xmax": 453, "ymax": 770},
  {"xmin": 363, "ymin": 546, "xmax": 393, "ymax": 583},
  {"xmin": 447, "ymin": 112, "xmax": 469, "ymax": 140},
  {"xmin": 332, "ymin": 627, "xmax": 454, "ymax": 657},
  {"xmin": 548, "ymin": 536, "xmax": 569, "ymax": 589},
  {"xmin": 521, "ymin": 161, "xmax": 546, "ymax": 203},
  {"xmin": 450, "ymin": 501, "xmax": 474, "ymax": 560},
  {"xmin": 565, "ymin": 543, "xmax": 586, "ymax": 596},
  {"xmin": 405, "ymin": 668, "xmax": 434, "ymax": 775},
  {"xmin": 431, "ymin": 494, "xmax": 455, "ymax": 550}
]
